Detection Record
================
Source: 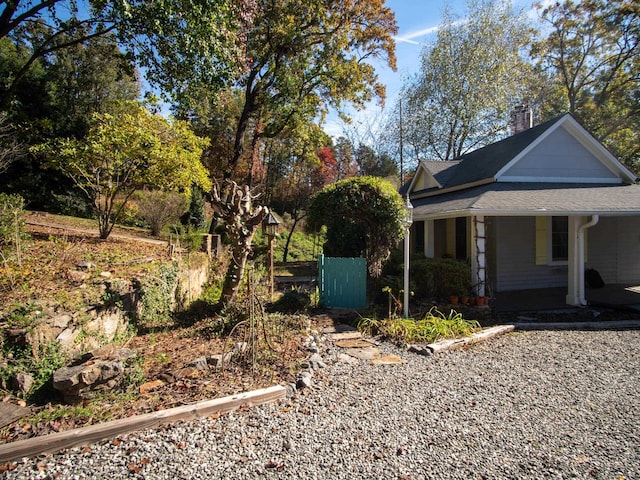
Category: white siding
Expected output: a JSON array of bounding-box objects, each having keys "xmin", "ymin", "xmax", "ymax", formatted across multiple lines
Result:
[
  {"xmin": 493, "ymin": 217, "xmax": 567, "ymax": 291},
  {"xmin": 588, "ymin": 217, "xmax": 640, "ymax": 284},
  {"xmin": 585, "ymin": 217, "xmax": 618, "ymax": 283},
  {"xmin": 503, "ymin": 128, "xmax": 619, "ymax": 180},
  {"xmin": 617, "ymin": 217, "xmax": 640, "ymax": 284}
]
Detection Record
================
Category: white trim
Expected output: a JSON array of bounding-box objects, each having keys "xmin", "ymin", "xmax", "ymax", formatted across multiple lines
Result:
[
  {"xmin": 547, "ymin": 216, "xmax": 568, "ymax": 265},
  {"xmin": 413, "ymin": 209, "xmax": 640, "ymax": 221},
  {"xmin": 498, "ymin": 176, "xmax": 622, "ymax": 184},
  {"xmin": 410, "ymin": 178, "xmax": 494, "ymax": 200},
  {"xmin": 407, "ymin": 162, "xmax": 442, "ymax": 194},
  {"xmin": 577, "ymin": 215, "xmax": 599, "ymax": 305},
  {"xmin": 471, "ymin": 216, "xmax": 486, "ymax": 296}
]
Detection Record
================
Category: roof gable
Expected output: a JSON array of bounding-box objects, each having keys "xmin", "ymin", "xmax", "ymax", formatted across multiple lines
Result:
[
  {"xmin": 408, "ymin": 163, "xmax": 441, "ymax": 192},
  {"xmin": 495, "ymin": 114, "xmax": 636, "ymax": 184},
  {"xmin": 441, "ymin": 116, "xmax": 560, "ymax": 188},
  {"xmin": 498, "ymin": 127, "xmax": 620, "ymax": 182},
  {"xmin": 408, "ymin": 160, "xmax": 460, "ymax": 193},
  {"xmin": 409, "ymin": 114, "xmax": 637, "ymax": 198}
]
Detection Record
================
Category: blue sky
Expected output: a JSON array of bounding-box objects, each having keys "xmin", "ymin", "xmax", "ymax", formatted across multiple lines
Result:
[{"xmin": 324, "ymin": 0, "xmax": 548, "ymax": 139}]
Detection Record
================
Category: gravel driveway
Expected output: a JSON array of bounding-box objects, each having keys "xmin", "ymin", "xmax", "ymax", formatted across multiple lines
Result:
[{"xmin": 3, "ymin": 329, "xmax": 639, "ymax": 479}]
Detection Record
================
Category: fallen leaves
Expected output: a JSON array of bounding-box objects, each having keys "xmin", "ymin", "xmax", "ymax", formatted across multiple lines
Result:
[
  {"xmin": 0, "ymin": 463, "xmax": 17, "ymax": 473},
  {"xmin": 265, "ymin": 460, "xmax": 285, "ymax": 472},
  {"xmin": 127, "ymin": 458, "xmax": 150, "ymax": 473},
  {"xmin": 139, "ymin": 379, "xmax": 165, "ymax": 395}
]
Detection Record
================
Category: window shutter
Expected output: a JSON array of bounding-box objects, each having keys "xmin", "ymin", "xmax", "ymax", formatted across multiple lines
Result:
[
  {"xmin": 535, "ymin": 217, "xmax": 547, "ymax": 265},
  {"xmin": 446, "ymin": 218, "xmax": 455, "ymax": 257}
]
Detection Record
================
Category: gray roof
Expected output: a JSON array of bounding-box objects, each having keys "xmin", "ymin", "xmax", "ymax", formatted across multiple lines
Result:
[
  {"xmin": 440, "ymin": 115, "xmax": 562, "ymax": 188},
  {"xmin": 411, "ymin": 182, "xmax": 640, "ymax": 219},
  {"xmin": 421, "ymin": 160, "xmax": 459, "ymax": 187}
]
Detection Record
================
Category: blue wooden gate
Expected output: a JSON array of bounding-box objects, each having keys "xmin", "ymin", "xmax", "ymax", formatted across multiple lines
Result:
[{"xmin": 318, "ymin": 255, "xmax": 367, "ymax": 308}]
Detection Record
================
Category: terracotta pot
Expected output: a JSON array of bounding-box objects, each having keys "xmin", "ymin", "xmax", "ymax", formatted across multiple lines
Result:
[
  {"xmin": 460, "ymin": 296, "xmax": 469, "ymax": 305},
  {"xmin": 476, "ymin": 296, "xmax": 488, "ymax": 306},
  {"xmin": 449, "ymin": 295, "xmax": 459, "ymax": 305},
  {"xmin": 468, "ymin": 296, "xmax": 477, "ymax": 306}
]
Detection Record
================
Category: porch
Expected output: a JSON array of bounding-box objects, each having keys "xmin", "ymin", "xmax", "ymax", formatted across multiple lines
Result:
[{"xmin": 492, "ymin": 284, "xmax": 640, "ymax": 313}]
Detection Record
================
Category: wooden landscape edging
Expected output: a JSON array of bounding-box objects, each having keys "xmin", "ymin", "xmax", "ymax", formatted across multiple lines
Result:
[
  {"xmin": 0, "ymin": 385, "xmax": 286, "ymax": 464},
  {"xmin": 426, "ymin": 325, "xmax": 515, "ymax": 354}
]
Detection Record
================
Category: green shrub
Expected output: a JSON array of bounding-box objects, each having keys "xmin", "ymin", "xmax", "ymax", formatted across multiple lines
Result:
[
  {"xmin": 170, "ymin": 224, "xmax": 204, "ymax": 251},
  {"xmin": 181, "ymin": 185, "xmax": 207, "ymax": 229},
  {"xmin": 380, "ymin": 252, "xmax": 471, "ymax": 303},
  {"xmin": 268, "ymin": 287, "xmax": 311, "ymax": 313},
  {"xmin": 410, "ymin": 256, "xmax": 471, "ymax": 299},
  {"xmin": 0, "ymin": 340, "xmax": 67, "ymax": 399},
  {"xmin": 132, "ymin": 262, "xmax": 179, "ymax": 330}
]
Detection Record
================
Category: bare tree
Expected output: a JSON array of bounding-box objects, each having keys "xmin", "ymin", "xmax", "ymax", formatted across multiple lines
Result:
[
  {"xmin": 211, "ymin": 180, "xmax": 268, "ymax": 303},
  {"xmin": 0, "ymin": 113, "xmax": 24, "ymax": 174},
  {"xmin": 135, "ymin": 190, "xmax": 188, "ymax": 237}
]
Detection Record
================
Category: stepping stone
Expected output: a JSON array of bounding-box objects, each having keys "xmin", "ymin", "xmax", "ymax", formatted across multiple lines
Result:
[
  {"xmin": 321, "ymin": 324, "xmax": 357, "ymax": 334},
  {"xmin": 0, "ymin": 402, "xmax": 30, "ymax": 428},
  {"xmin": 369, "ymin": 355, "xmax": 407, "ymax": 365},
  {"xmin": 334, "ymin": 338, "xmax": 372, "ymax": 348},
  {"xmin": 337, "ymin": 353, "xmax": 360, "ymax": 365},
  {"xmin": 344, "ymin": 347, "xmax": 381, "ymax": 360},
  {"xmin": 328, "ymin": 331, "xmax": 362, "ymax": 341}
]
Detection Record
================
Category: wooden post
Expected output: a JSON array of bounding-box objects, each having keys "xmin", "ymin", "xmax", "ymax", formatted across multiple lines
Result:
[{"xmin": 268, "ymin": 235, "xmax": 275, "ymax": 299}]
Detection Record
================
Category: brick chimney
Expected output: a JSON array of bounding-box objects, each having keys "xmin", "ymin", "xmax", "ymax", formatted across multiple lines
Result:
[{"xmin": 510, "ymin": 104, "xmax": 533, "ymax": 135}]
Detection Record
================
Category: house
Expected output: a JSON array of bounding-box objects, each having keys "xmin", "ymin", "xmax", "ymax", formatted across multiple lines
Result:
[{"xmin": 405, "ymin": 112, "xmax": 640, "ymax": 307}]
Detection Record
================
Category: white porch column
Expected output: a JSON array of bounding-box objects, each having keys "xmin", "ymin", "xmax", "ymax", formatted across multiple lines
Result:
[
  {"xmin": 566, "ymin": 216, "xmax": 582, "ymax": 306},
  {"xmin": 471, "ymin": 215, "xmax": 486, "ymax": 296},
  {"xmin": 425, "ymin": 220, "xmax": 435, "ymax": 258}
]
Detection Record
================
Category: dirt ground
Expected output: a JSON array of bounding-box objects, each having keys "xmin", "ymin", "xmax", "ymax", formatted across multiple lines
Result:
[{"xmin": 0, "ymin": 216, "xmax": 312, "ymax": 445}]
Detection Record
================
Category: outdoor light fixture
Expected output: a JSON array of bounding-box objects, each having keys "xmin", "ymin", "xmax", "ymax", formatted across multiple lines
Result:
[
  {"xmin": 262, "ymin": 212, "xmax": 280, "ymax": 238},
  {"xmin": 262, "ymin": 212, "xmax": 280, "ymax": 299},
  {"xmin": 403, "ymin": 196, "xmax": 413, "ymax": 318}
]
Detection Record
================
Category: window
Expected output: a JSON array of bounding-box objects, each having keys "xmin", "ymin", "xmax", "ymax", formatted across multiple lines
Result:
[
  {"xmin": 551, "ymin": 216, "xmax": 568, "ymax": 262},
  {"xmin": 455, "ymin": 217, "xmax": 467, "ymax": 260}
]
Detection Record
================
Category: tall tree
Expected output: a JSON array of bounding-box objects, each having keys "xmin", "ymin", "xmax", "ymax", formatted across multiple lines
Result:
[
  {"xmin": 531, "ymin": 0, "xmax": 640, "ymax": 172},
  {"xmin": 44, "ymin": 32, "xmax": 139, "ymax": 138},
  {"xmin": 398, "ymin": 0, "xmax": 532, "ymax": 161},
  {"xmin": 0, "ymin": 32, "xmax": 139, "ymax": 214},
  {"xmin": 354, "ymin": 143, "xmax": 398, "ymax": 178},
  {"xmin": 180, "ymin": 0, "xmax": 398, "ymax": 304},
  {"xmin": 0, "ymin": 0, "xmax": 246, "ymax": 107},
  {"xmin": 214, "ymin": 0, "xmax": 397, "ymax": 183},
  {"xmin": 332, "ymin": 137, "xmax": 359, "ymax": 180},
  {"xmin": 33, "ymin": 101, "xmax": 211, "ymax": 238},
  {"xmin": 265, "ymin": 122, "xmax": 333, "ymax": 262}
]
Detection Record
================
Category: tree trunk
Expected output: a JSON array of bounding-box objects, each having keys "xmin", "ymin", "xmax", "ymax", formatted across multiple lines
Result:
[
  {"xmin": 211, "ymin": 180, "xmax": 268, "ymax": 306},
  {"xmin": 282, "ymin": 215, "xmax": 300, "ymax": 263},
  {"xmin": 221, "ymin": 234, "xmax": 253, "ymax": 303}
]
